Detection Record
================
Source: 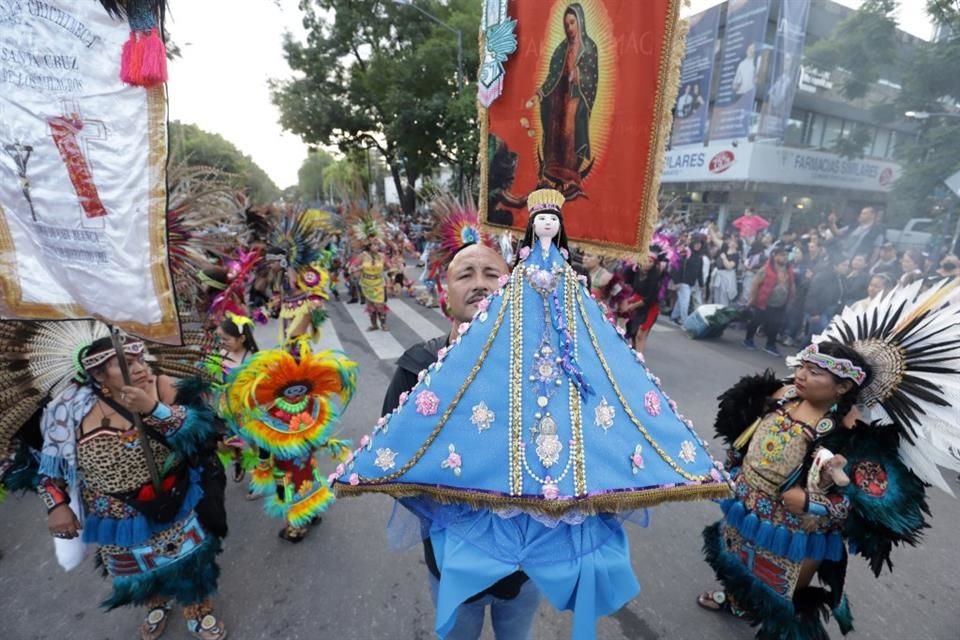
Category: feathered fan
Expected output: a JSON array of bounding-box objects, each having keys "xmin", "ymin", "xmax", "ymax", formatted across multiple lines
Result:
[{"xmin": 814, "ymin": 278, "xmax": 960, "ymax": 494}]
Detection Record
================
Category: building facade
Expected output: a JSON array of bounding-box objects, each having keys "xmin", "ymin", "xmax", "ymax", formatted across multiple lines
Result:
[{"xmin": 660, "ymin": 0, "xmax": 921, "ymax": 234}]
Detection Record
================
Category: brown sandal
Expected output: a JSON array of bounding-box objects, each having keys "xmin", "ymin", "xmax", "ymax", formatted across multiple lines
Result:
[
  {"xmin": 140, "ymin": 602, "xmax": 171, "ymax": 640},
  {"xmin": 187, "ymin": 612, "xmax": 227, "ymax": 640},
  {"xmin": 697, "ymin": 590, "xmax": 746, "ymax": 618}
]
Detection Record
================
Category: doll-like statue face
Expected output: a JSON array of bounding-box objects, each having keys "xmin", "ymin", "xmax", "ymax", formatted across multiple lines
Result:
[{"xmin": 533, "ymin": 212, "xmax": 560, "ymax": 240}]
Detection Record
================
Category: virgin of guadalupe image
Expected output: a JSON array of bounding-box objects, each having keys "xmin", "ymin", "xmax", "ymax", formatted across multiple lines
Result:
[
  {"xmin": 333, "ymin": 189, "xmax": 731, "ymax": 638},
  {"xmin": 529, "ymin": 3, "xmax": 599, "ymax": 200}
]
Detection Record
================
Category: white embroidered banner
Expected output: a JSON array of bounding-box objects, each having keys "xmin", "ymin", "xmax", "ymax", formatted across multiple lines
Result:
[{"xmin": 0, "ymin": 1, "xmax": 179, "ymax": 343}]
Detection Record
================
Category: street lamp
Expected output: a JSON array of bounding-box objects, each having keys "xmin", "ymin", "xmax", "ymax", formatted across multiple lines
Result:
[{"xmin": 392, "ymin": 0, "xmax": 464, "ymax": 94}]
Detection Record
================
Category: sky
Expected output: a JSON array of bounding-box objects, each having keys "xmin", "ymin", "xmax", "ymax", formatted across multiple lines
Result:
[{"xmin": 167, "ymin": 0, "xmax": 934, "ymax": 189}]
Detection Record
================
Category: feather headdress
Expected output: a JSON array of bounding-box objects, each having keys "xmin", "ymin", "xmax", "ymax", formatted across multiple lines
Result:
[
  {"xmin": 270, "ymin": 204, "xmax": 324, "ymax": 273},
  {"xmin": 0, "ymin": 320, "xmax": 214, "ymax": 453},
  {"xmin": 166, "ymin": 164, "xmax": 247, "ymax": 306},
  {"xmin": 811, "ymin": 278, "xmax": 960, "ymax": 494},
  {"xmin": 345, "ymin": 204, "xmax": 386, "ymax": 251},
  {"xmin": 426, "ymin": 196, "xmax": 492, "ymax": 270}
]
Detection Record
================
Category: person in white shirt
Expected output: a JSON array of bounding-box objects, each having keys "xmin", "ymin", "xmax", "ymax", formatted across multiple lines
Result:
[{"xmin": 732, "ymin": 44, "xmax": 757, "ymax": 96}]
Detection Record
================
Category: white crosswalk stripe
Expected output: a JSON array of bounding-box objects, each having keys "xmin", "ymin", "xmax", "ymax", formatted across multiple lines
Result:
[
  {"xmin": 341, "ymin": 300, "xmax": 406, "ymax": 361},
  {"xmin": 315, "ymin": 318, "xmax": 344, "ymax": 352},
  {"xmin": 387, "ymin": 298, "xmax": 445, "ymax": 342}
]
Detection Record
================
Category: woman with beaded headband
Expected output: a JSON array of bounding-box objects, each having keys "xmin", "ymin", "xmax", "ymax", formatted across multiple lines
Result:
[
  {"xmin": 333, "ymin": 188, "xmax": 730, "ymax": 638},
  {"xmin": 698, "ymin": 278, "xmax": 960, "ymax": 639},
  {"xmin": 33, "ymin": 328, "xmax": 228, "ymax": 640}
]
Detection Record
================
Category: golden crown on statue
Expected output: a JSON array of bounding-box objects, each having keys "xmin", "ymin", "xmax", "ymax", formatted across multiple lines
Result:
[{"xmin": 527, "ymin": 188, "xmax": 566, "ymax": 213}]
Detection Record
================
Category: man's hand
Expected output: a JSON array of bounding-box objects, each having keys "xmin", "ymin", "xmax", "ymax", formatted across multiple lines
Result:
[
  {"xmin": 48, "ymin": 503, "xmax": 81, "ymax": 539},
  {"xmin": 781, "ymin": 487, "xmax": 807, "ymax": 516}
]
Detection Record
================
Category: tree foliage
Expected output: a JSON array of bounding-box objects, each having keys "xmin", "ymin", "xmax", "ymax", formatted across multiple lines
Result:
[
  {"xmin": 298, "ymin": 149, "xmax": 335, "ymax": 202},
  {"xmin": 169, "ymin": 121, "xmax": 280, "ymax": 205},
  {"xmin": 806, "ymin": 1, "xmax": 960, "ymax": 223},
  {"xmin": 271, "ymin": 0, "xmax": 480, "ymax": 214}
]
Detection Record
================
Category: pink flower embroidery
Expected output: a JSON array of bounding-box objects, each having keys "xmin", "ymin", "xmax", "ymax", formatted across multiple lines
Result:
[
  {"xmin": 541, "ymin": 482, "xmax": 560, "ymax": 500},
  {"xmin": 437, "ymin": 347, "xmax": 448, "ymax": 360},
  {"xmin": 348, "ymin": 473, "xmax": 360, "ymax": 486},
  {"xmin": 630, "ymin": 445, "xmax": 645, "ymax": 474},
  {"xmin": 440, "ymin": 444, "xmax": 462, "ymax": 476},
  {"xmin": 560, "ymin": 248, "xmax": 569, "ymax": 260},
  {"xmin": 644, "ymin": 391, "xmax": 661, "ymax": 416},
  {"xmin": 335, "ymin": 463, "xmax": 345, "ymax": 476},
  {"xmin": 360, "ymin": 435, "xmax": 370, "ymax": 448},
  {"xmin": 518, "ymin": 246, "xmax": 531, "ymax": 261},
  {"xmin": 457, "ymin": 322, "xmax": 470, "ymax": 335},
  {"xmin": 327, "ymin": 473, "xmax": 338, "ymax": 485},
  {"xmin": 415, "ymin": 390, "xmax": 440, "ymax": 416},
  {"xmin": 476, "ymin": 297, "xmax": 490, "ymax": 312},
  {"xmin": 398, "ymin": 391, "xmax": 409, "ymax": 406},
  {"xmin": 497, "ymin": 274, "xmax": 510, "ymax": 288}
]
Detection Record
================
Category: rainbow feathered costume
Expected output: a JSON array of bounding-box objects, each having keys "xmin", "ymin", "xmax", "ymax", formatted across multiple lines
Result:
[{"xmin": 219, "ymin": 348, "xmax": 355, "ymax": 528}]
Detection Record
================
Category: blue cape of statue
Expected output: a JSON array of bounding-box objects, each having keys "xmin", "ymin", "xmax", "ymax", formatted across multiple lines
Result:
[{"xmin": 334, "ymin": 241, "xmax": 730, "ymax": 513}]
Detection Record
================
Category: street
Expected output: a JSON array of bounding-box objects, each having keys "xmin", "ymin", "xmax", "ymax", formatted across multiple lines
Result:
[{"xmin": 1, "ymin": 296, "xmax": 957, "ymax": 640}]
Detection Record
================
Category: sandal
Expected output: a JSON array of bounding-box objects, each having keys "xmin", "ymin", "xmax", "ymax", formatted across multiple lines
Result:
[
  {"xmin": 187, "ymin": 612, "xmax": 227, "ymax": 640},
  {"xmin": 697, "ymin": 591, "xmax": 745, "ymax": 618},
  {"xmin": 278, "ymin": 526, "xmax": 306, "ymax": 543},
  {"xmin": 232, "ymin": 462, "xmax": 245, "ymax": 483},
  {"xmin": 140, "ymin": 602, "xmax": 172, "ymax": 640}
]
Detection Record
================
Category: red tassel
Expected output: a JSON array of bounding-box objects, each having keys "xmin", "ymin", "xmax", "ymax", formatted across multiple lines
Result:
[
  {"xmin": 119, "ymin": 31, "xmax": 136, "ymax": 84},
  {"xmin": 139, "ymin": 29, "xmax": 168, "ymax": 87},
  {"xmin": 127, "ymin": 31, "xmax": 145, "ymax": 86}
]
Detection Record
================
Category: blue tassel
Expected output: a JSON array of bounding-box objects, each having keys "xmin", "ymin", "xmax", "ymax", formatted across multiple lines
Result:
[
  {"xmin": 720, "ymin": 498, "xmax": 735, "ymax": 515},
  {"xmin": 754, "ymin": 521, "xmax": 775, "ymax": 549},
  {"xmin": 787, "ymin": 530, "xmax": 808, "ymax": 562},
  {"xmin": 772, "ymin": 526, "xmax": 792, "ymax": 556},
  {"xmin": 826, "ymin": 531, "xmax": 845, "ymax": 561},
  {"xmin": 726, "ymin": 501, "xmax": 746, "ymax": 528},
  {"xmin": 807, "ymin": 532, "xmax": 826, "ymax": 560},
  {"xmin": 740, "ymin": 512, "xmax": 760, "ymax": 541}
]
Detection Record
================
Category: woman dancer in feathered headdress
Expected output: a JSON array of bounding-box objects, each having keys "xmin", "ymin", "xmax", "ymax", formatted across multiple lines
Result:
[
  {"xmin": 348, "ymin": 207, "xmax": 390, "ymax": 330},
  {"xmin": 0, "ymin": 321, "xmax": 228, "ymax": 640},
  {"xmin": 698, "ymin": 279, "xmax": 960, "ymax": 640}
]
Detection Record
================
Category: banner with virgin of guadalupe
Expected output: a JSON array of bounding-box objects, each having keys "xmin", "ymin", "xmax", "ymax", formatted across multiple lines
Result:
[
  {"xmin": 0, "ymin": 1, "xmax": 179, "ymax": 343},
  {"xmin": 479, "ymin": 0, "xmax": 685, "ymax": 257}
]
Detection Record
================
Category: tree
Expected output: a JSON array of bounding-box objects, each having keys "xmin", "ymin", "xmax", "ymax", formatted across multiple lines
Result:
[
  {"xmin": 169, "ymin": 121, "xmax": 281, "ymax": 204},
  {"xmin": 270, "ymin": 0, "xmax": 480, "ymax": 215},
  {"xmin": 805, "ymin": 1, "xmax": 960, "ymax": 226},
  {"xmin": 298, "ymin": 150, "xmax": 335, "ymax": 202}
]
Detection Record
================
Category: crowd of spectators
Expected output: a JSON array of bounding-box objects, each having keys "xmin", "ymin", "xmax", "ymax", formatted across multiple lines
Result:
[{"xmin": 661, "ymin": 206, "xmax": 960, "ymax": 357}]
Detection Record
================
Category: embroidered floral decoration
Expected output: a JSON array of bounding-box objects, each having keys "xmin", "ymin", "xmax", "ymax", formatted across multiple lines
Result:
[
  {"xmin": 643, "ymin": 391, "xmax": 661, "ymax": 417},
  {"xmin": 441, "ymin": 444, "xmax": 462, "ymax": 476},
  {"xmin": 470, "ymin": 402, "xmax": 495, "ymax": 433},
  {"xmin": 541, "ymin": 479, "xmax": 560, "ymax": 500},
  {"xmin": 679, "ymin": 440, "xmax": 697, "ymax": 464},
  {"xmin": 594, "ymin": 397, "xmax": 615, "ymax": 432},
  {"xmin": 374, "ymin": 448, "xmax": 398, "ymax": 471},
  {"xmin": 415, "ymin": 390, "xmax": 440, "ymax": 416},
  {"xmin": 630, "ymin": 445, "xmax": 645, "ymax": 474}
]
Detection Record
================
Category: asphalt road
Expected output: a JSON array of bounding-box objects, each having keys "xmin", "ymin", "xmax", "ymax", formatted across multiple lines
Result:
[{"xmin": 1, "ymin": 298, "xmax": 958, "ymax": 640}]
